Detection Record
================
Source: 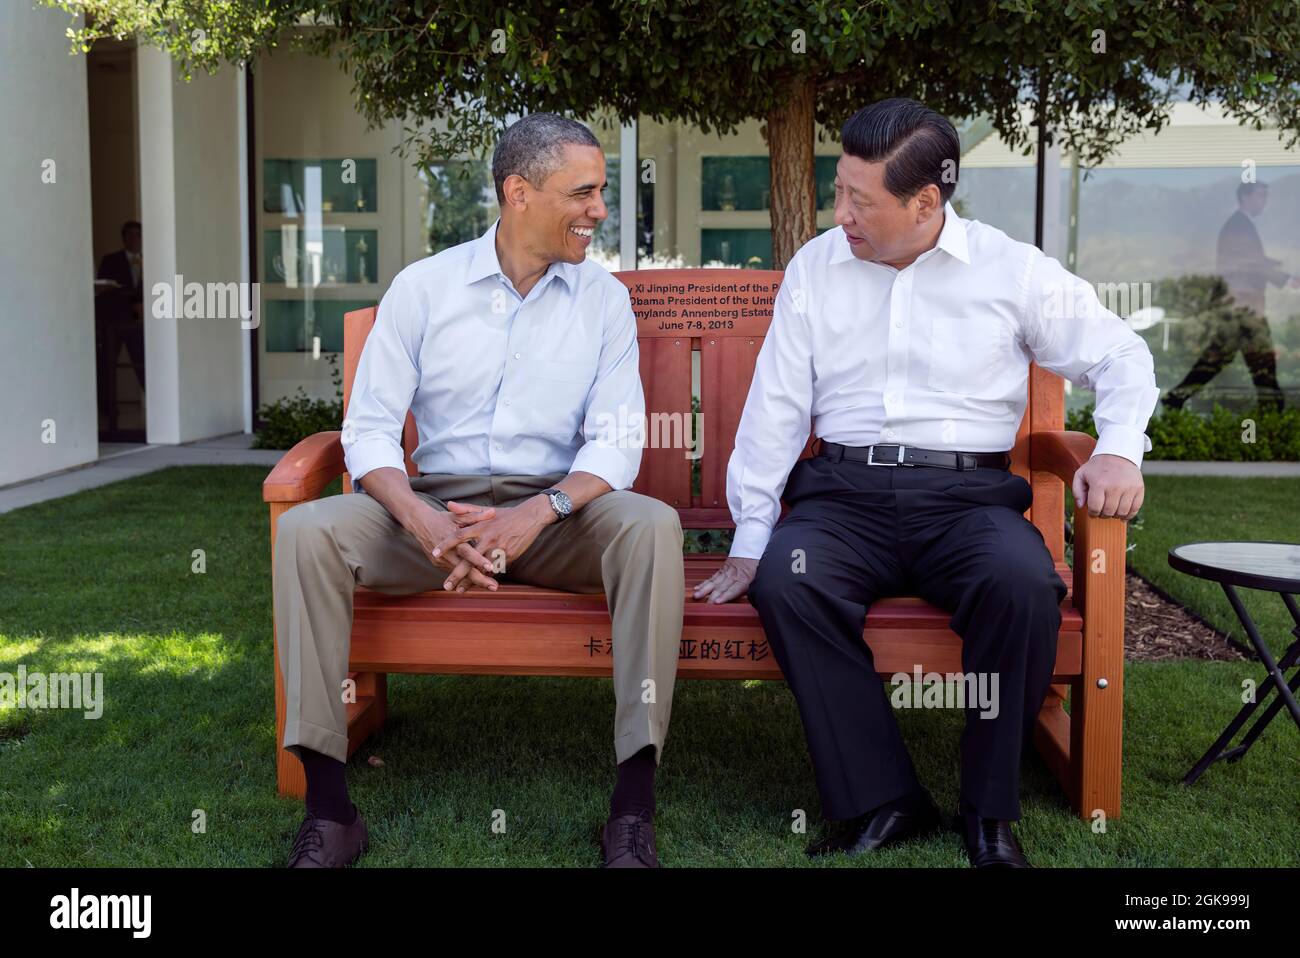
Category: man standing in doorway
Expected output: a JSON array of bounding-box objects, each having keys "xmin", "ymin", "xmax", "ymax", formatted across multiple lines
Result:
[{"xmin": 95, "ymin": 220, "xmax": 146, "ymax": 408}]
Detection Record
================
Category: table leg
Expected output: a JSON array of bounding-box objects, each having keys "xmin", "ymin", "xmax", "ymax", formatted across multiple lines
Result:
[
  {"xmin": 1183, "ymin": 587, "xmax": 1300, "ymax": 785},
  {"xmin": 1227, "ymin": 593, "xmax": 1300, "ymax": 759}
]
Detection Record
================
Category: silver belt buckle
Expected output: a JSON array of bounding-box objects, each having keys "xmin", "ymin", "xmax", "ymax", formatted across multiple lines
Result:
[{"xmin": 867, "ymin": 444, "xmax": 906, "ymax": 466}]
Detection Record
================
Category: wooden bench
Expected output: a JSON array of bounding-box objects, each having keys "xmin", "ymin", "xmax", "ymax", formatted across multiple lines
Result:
[{"xmin": 264, "ymin": 268, "xmax": 1127, "ymax": 820}]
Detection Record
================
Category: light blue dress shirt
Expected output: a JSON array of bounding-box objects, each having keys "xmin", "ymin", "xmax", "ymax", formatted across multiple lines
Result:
[{"xmin": 342, "ymin": 220, "xmax": 644, "ymax": 491}]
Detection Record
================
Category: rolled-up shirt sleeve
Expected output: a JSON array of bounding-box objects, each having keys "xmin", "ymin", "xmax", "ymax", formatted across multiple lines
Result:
[
  {"xmin": 727, "ymin": 261, "xmax": 814, "ymax": 559},
  {"xmin": 571, "ymin": 283, "xmax": 643, "ymax": 491},
  {"xmin": 1022, "ymin": 251, "xmax": 1161, "ymax": 468},
  {"xmin": 342, "ymin": 275, "xmax": 425, "ymax": 485}
]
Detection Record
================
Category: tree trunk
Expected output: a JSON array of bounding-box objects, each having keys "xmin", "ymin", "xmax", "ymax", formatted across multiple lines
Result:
[{"xmin": 764, "ymin": 75, "xmax": 817, "ymax": 270}]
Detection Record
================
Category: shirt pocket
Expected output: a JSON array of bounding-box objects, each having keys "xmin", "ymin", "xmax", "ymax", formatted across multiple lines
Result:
[
  {"xmin": 926, "ymin": 313, "xmax": 1009, "ymax": 396},
  {"xmin": 528, "ymin": 359, "xmax": 595, "ymax": 441}
]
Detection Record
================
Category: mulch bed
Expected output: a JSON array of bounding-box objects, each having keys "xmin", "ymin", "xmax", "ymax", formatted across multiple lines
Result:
[{"xmin": 1124, "ymin": 572, "xmax": 1244, "ymax": 662}]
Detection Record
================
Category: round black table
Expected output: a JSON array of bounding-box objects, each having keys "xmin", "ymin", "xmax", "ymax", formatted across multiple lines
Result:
[{"xmin": 1168, "ymin": 541, "xmax": 1300, "ymax": 785}]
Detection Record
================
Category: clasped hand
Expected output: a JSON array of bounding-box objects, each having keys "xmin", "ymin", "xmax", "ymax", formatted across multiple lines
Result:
[{"xmin": 412, "ymin": 498, "xmax": 551, "ymax": 593}]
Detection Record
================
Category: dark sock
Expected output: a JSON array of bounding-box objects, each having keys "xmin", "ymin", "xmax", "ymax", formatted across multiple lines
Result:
[
  {"xmin": 610, "ymin": 745, "xmax": 656, "ymax": 819},
  {"xmin": 299, "ymin": 748, "xmax": 356, "ymax": 825},
  {"xmin": 872, "ymin": 788, "xmax": 930, "ymax": 818}
]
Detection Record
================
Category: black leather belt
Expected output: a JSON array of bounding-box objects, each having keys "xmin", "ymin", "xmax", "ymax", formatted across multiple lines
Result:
[{"xmin": 817, "ymin": 440, "xmax": 1010, "ymax": 471}]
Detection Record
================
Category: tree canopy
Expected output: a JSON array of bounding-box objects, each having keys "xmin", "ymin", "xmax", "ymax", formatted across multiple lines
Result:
[{"xmin": 53, "ymin": 0, "xmax": 1300, "ymax": 265}]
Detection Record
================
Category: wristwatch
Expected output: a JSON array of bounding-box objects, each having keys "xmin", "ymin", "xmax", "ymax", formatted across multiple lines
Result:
[{"xmin": 540, "ymin": 488, "xmax": 573, "ymax": 521}]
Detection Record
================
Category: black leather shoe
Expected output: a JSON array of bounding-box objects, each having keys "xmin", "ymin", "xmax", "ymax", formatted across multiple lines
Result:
[
  {"xmin": 806, "ymin": 791, "xmax": 943, "ymax": 857},
  {"xmin": 953, "ymin": 808, "xmax": 1030, "ymax": 868}
]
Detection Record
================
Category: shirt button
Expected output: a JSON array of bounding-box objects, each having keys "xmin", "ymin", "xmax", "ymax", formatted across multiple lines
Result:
[
  {"xmin": 494, "ymin": 442, "xmax": 502, "ymax": 451},
  {"xmin": 884, "ymin": 428, "xmax": 896, "ymax": 439},
  {"xmin": 514, "ymin": 352, "xmax": 521, "ymax": 360},
  {"xmin": 893, "ymin": 320, "xmax": 903, "ymax": 328}
]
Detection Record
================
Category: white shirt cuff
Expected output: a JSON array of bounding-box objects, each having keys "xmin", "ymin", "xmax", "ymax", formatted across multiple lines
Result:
[
  {"xmin": 345, "ymin": 437, "xmax": 407, "ymax": 485},
  {"xmin": 730, "ymin": 518, "xmax": 774, "ymax": 560},
  {"xmin": 1092, "ymin": 425, "xmax": 1152, "ymax": 469},
  {"xmin": 571, "ymin": 443, "xmax": 637, "ymax": 492}
]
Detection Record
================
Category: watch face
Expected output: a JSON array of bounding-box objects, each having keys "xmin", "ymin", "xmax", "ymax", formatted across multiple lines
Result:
[{"xmin": 553, "ymin": 491, "xmax": 573, "ymax": 517}]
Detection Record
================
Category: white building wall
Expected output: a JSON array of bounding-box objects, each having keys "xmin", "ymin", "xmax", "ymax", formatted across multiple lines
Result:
[
  {"xmin": 0, "ymin": 4, "xmax": 98, "ymax": 487},
  {"xmin": 139, "ymin": 50, "xmax": 246, "ymax": 444}
]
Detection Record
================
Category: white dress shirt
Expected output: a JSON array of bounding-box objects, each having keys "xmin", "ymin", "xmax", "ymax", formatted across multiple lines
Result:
[
  {"xmin": 727, "ymin": 203, "xmax": 1161, "ymax": 560},
  {"xmin": 342, "ymin": 220, "xmax": 644, "ymax": 491}
]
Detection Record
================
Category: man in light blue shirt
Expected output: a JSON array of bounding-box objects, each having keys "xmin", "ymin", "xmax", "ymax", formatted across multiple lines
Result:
[{"xmin": 274, "ymin": 114, "xmax": 683, "ymax": 869}]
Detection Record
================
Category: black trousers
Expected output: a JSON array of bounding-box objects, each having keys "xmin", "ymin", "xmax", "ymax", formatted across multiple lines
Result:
[{"xmin": 748, "ymin": 454, "xmax": 1067, "ymax": 822}]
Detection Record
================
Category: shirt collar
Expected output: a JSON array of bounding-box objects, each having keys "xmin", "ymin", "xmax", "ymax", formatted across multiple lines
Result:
[
  {"xmin": 830, "ymin": 200, "xmax": 970, "ymax": 267},
  {"xmin": 465, "ymin": 218, "xmax": 578, "ymax": 290},
  {"xmin": 933, "ymin": 201, "xmax": 970, "ymax": 264}
]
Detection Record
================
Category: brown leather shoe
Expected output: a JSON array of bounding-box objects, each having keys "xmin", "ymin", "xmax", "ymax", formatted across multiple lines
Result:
[
  {"xmin": 600, "ymin": 812, "xmax": 660, "ymax": 868},
  {"xmin": 287, "ymin": 812, "xmax": 369, "ymax": 868}
]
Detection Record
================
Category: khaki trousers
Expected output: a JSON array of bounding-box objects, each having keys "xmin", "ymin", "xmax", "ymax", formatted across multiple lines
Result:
[{"xmin": 273, "ymin": 473, "xmax": 684, "ymax": 767}]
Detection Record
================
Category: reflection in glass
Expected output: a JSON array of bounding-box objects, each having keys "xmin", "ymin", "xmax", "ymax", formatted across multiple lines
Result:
[
  {"xmin": 1073, "ymin": 167, "xmax": 1299, "ymax": 412},
  {"xmin": 1163, "ymin": 181, "xmax": 1292, "ymax": 412},
  {"xmin": 263, "ymin": 299, "xmax": 374, "ymax": 353},
  {"xmin": 419, "ymin": 160, "xmax": 496, "ymax": 255},
  {"xmin": 263, "ymin": 159, "xmax": 378, "ymax": 214},
  {"xmin": 700, "ymin": 156, "xmax": 838, "ymax": 212},
  {"xmin": 263, "ymin": 228, "xmax": 379, "ymax": 286}
]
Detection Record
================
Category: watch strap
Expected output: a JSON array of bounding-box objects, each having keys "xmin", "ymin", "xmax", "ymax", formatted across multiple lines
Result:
[{"xmin": 540, "ymin": 488, "xmax": 571, "ymax": 520}]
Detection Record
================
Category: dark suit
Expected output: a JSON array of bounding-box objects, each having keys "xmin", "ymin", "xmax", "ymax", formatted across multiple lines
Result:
[
  {"xmin": 95, "ymin": 249, "xmax": 146, "ymax": 406},
  {"xmin": 97, "ymin": 249, "xmax": 143, "ymax": 303}
]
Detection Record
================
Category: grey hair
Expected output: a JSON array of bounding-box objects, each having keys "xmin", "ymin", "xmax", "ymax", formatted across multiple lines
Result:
[{"xmin": 491, "ymin": 113, "xmax": 601, "ymax": 203}]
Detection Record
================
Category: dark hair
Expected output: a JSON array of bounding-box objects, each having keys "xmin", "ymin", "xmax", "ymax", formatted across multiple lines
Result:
[
  {"xmin": 491, "ymin": 113, "xmax": 601, "ymax": 204},
  {"xmin": 1238, "ymin": 181, "xmax": 1267, "ymax": 202},
  {"xmin": 840, "ymin": 98, "xmax": 960, "ymax": 205},
  {"xmin": 120, "ymin": 220, "xmax": 141, "ymax": 237}
]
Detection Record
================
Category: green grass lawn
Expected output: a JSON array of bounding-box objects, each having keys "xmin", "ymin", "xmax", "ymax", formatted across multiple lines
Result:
[{"xmin": 0, "ymin": 466, "xmax": 1296, "ymax": 867}]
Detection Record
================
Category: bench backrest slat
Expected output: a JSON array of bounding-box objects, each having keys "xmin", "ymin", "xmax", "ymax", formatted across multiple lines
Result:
[
  {"xmin": 341, "ymin": 265, "xmax": 1065, "ymax": 562},
  {"xmin": 632, "ymin": 335, "xmax": 694, "ymax": 508}
]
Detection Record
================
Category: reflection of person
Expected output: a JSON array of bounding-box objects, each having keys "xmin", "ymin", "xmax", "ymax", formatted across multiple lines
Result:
[
  {"xmin": 1164, "ymin": 183, "xmax": 1295, "ymax": 411},
  {"xmin": 95, "ymin": 221, "xmax": 146, "ymax": 406},
  {"xmin": 274, "ymin": 114, "xmax": 684, "ymax": 869},
  {"xmin": 694, "ymin": 98, "xmax": 1159, "ymax": 868}
]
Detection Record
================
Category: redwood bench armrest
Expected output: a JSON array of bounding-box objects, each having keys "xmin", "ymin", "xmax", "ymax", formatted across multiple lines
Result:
[
  {"xmin": 1029, "ymin": 429, "xmax": 1096, "ymax": 484},
  {"xmin": 262, "ymin": 431, "xmax": 345, "ymax": 503},
  {"xmin": 1031, "ymin": 429, "xmax": 1129, "ymax": 615}
]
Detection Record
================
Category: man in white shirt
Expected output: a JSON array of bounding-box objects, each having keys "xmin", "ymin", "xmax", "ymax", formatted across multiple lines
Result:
[
  {"xmin": 274, "ymin": 114, "xmax": 683, "ymax": 868},
  {"xmin": 694, "ymin": 98, "xmax": 1159, "ymax": 867}
]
